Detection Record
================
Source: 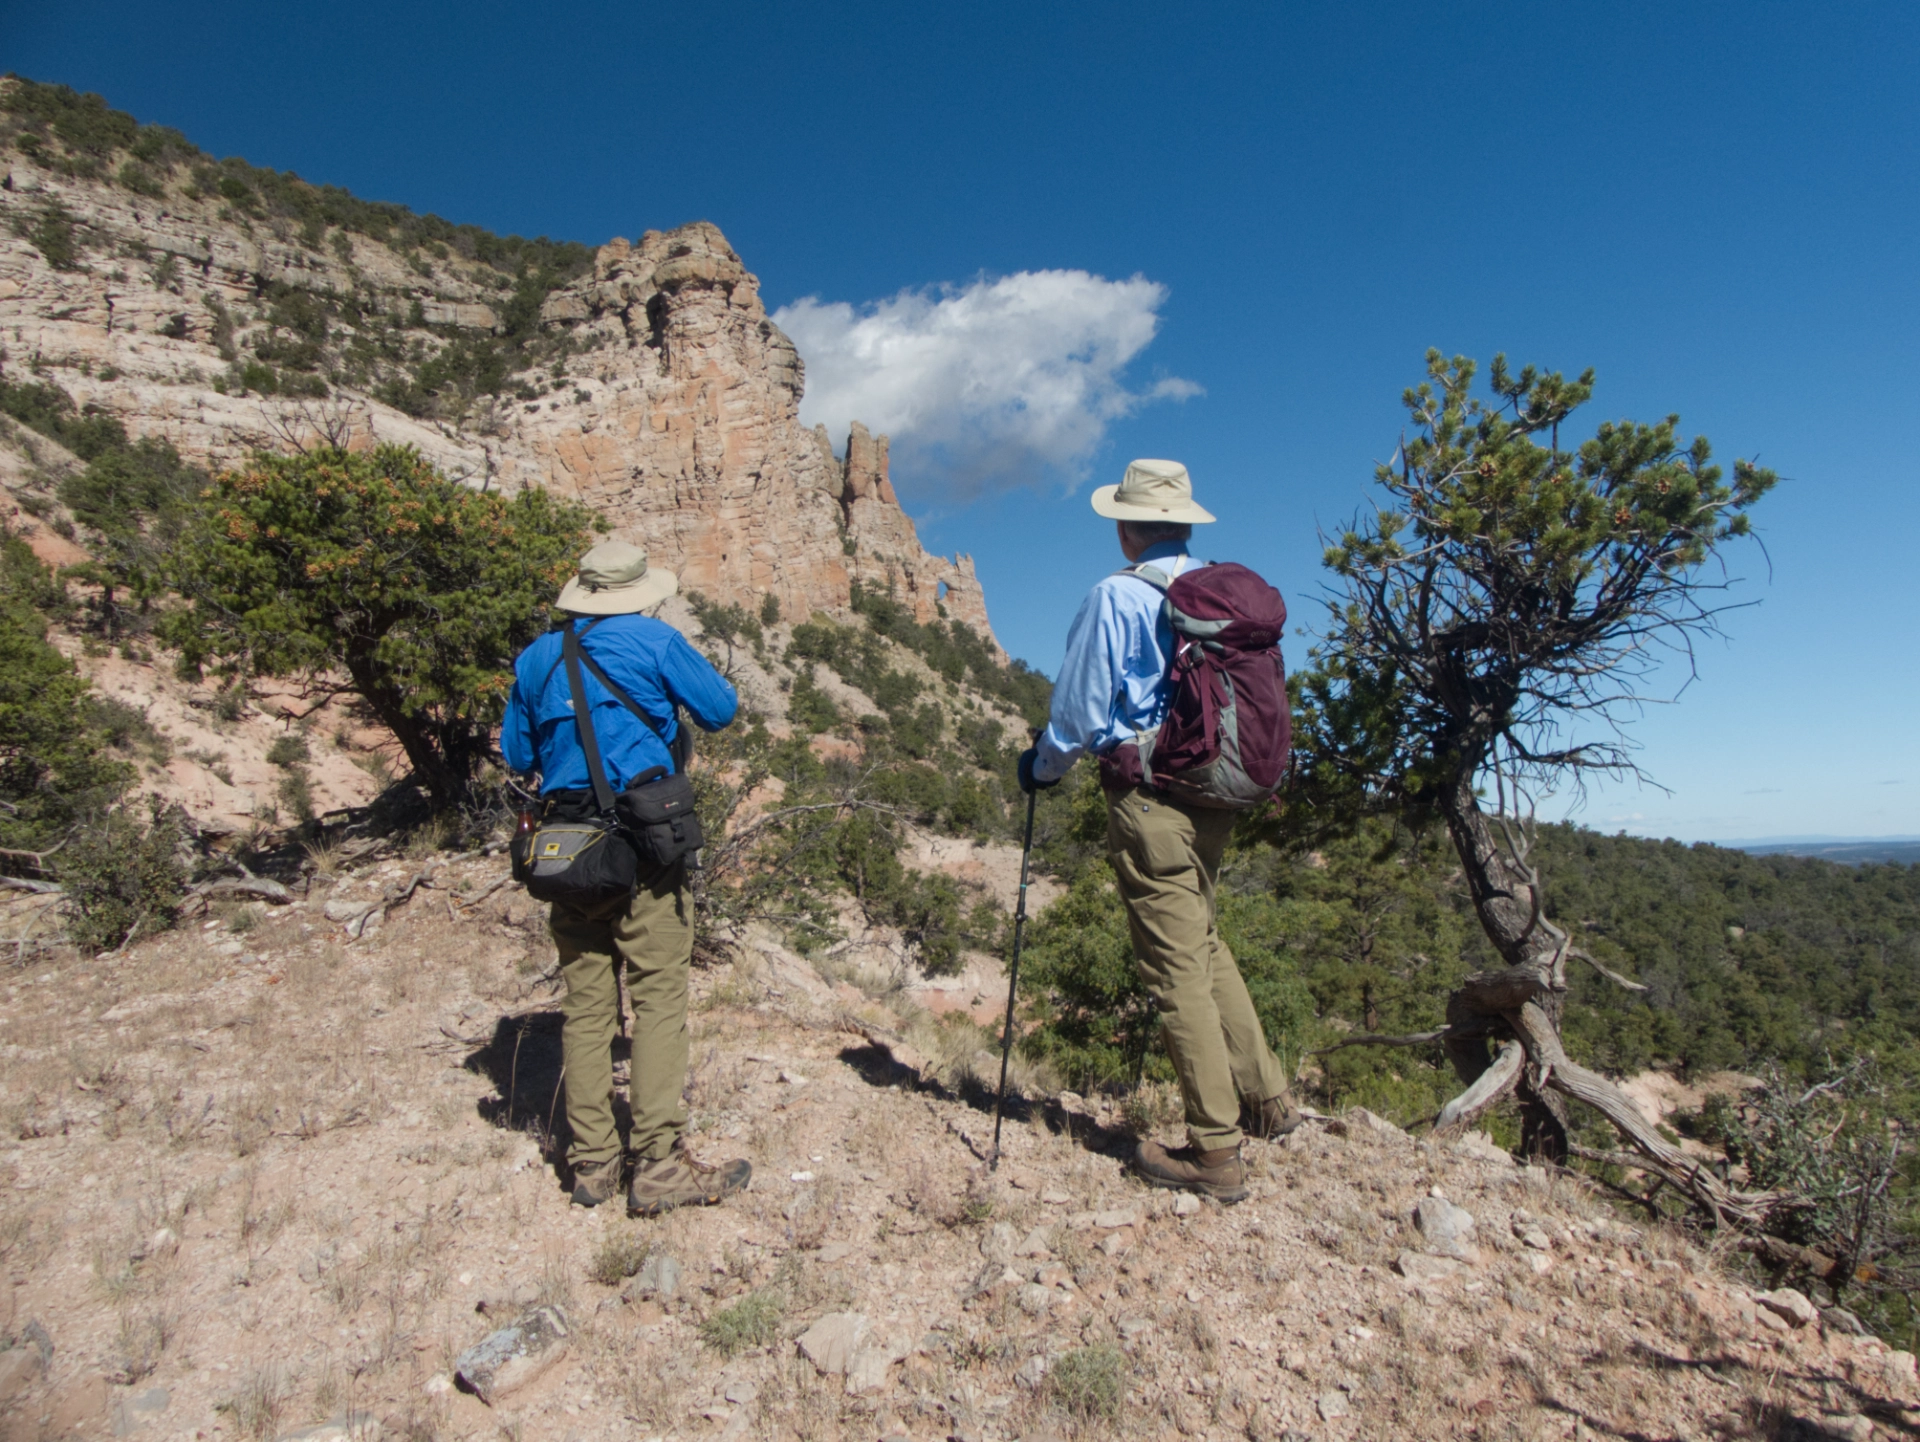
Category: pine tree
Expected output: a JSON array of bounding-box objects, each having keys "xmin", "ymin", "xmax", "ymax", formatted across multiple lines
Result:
[{"xmin": 1299, "ymin": 351, "xmax": 1781, "ymax": 1214}]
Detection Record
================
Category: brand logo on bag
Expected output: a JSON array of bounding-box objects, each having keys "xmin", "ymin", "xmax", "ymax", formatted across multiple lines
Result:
[{"xmin": 542, "ymin": 841, "xmax": 561, "ymax": 856}]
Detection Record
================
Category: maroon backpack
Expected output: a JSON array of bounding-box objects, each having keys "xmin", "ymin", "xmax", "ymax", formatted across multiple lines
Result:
[{"xmin": 1096, "ymin": 561, "xmax": 1292, "ymax": 809}]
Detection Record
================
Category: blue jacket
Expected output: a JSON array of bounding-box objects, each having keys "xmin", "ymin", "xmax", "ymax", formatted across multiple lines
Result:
[{"xmin": 501, "ymin": 614, "xmax": 737, "ymax": 795}]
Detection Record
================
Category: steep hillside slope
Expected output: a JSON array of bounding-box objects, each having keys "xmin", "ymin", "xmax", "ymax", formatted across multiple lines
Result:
[
  {"xmin": 0, "ymin": 77, "xmax": 992, "ymax": 640},
  {"xmin": 3, "ymin": 865, "xmax": 1914, "ymax": 1442}
]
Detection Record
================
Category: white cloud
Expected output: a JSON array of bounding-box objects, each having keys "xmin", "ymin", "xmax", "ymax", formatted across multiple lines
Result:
[{"xmin": 773, "ymin": 270, "xmax": 1199, "ymax": 498}]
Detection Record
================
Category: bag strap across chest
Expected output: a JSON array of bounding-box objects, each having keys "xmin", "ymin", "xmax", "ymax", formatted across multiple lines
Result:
[{"xmin": 549, "ymin": 619, "xmax": 690, "ymax": 805}]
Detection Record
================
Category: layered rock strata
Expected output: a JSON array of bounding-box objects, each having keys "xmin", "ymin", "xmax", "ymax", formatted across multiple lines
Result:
[{"xmin": 0, "ymin": 163, "xmax": 993, "ymax": 641}]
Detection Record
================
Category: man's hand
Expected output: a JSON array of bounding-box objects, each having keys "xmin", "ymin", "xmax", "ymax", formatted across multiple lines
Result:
[{"xmin": 1017, "ymin": 747, "xmax": 1060, "ymax": 795}]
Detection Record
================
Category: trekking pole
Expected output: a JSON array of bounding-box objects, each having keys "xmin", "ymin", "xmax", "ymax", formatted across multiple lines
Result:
[{"xmin": 989, "ymin": 786, "xmax": 1040, "ymax": 1171}]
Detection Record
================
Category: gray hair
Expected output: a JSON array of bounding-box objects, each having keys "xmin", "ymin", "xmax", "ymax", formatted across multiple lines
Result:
[{"xmin": 1120, "ymin": 519, "xmax": 1193, "ymax": 547}]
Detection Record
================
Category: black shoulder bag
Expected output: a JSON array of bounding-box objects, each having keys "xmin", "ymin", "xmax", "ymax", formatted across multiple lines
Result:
[
  {"xmin": 565, "ymin": 625, "xmax": 704, "ymax": 869},
  {"xmin": 509, "ymin": 623, "xmax": 704, "ymax": 905}
]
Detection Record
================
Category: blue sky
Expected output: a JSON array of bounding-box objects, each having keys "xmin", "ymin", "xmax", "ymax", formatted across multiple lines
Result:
[{"xmin": 9, "ymin": 1, "xmax": 1917, "ymax": 842}]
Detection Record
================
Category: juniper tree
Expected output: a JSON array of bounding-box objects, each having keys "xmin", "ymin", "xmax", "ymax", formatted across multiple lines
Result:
[
  {"xmin": 1300, "ymin": 350, "xmax": 1781, "ymax": 1215},
  {"xmin": 165, "ymin": 445, "xmax": 597, "ymax": 808}
]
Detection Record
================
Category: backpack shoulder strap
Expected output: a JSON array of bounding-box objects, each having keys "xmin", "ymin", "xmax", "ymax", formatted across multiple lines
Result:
[
  {"xmin": 560, "ymin": 623, "xmax": 617, "ymax": 814},
  {"xmin": 1115, "ymin": 562, "xmax": 1174, "ymax": 593}
]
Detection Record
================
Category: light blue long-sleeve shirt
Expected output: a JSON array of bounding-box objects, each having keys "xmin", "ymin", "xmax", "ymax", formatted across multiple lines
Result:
[
  {"xmin": 1033, "ymin": 541, "xmax": 1205, "ymax": 783},
  {"xmin": 500, "ymin": 614, "xmax": 737, "ymax": 795}
]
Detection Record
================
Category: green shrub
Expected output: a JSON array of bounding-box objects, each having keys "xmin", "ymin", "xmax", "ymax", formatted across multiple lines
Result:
[
  {"xmin": 0, "ymin": 376, "xmax": 129, "ymax": 460},
  {"xmin": 264, "ymin": 734, "xmax": 310, "ymax": 768},
  {"xmin": 1048, "ymin": 1344, "xmax": 1125, "ymax": 1420},
  {"xmin": 698, "ymin": 1288, "xmax": 784, "ymax": 1356},
  {"xmin": 2, "ymin": 79, "xmax": 138, "ymax": 157},
  {"xmin": 849, "ymin": 578, "xmax": 1052, "ymax": 726},
  {"xmin": 58, "ymin": 433, "xmax": 205, "ymax": 628},
  {"xmin": 89, "ymin": 696, "xmax": 170, "ymax": 765},
  {"xmin": 1020, "ymin": 861, "xmax": 1317, "ymax": 1094},
  {"xmin": 165, "ymin": 445, "xmax": 597, "ymax": 807},
  {"xmin": 686, "ymin": 591, "xmax": 763, "ymax": 652},
  {"xmin": 275, "ymin": 769, "xmax": 315, "ymax": 823},
  {"xmin": 116, "ymin": 159, "xmax": 164, "ymax": 197},
  {"xmin": 786, "ymin": 668, "xmax": 840, "ymax": 735},
  {"xmin": 57, "ymin": 798, "xmax": 189, "ymax": 953},
  {"xmin": 14, "ymin": 201, "xmax": 81, "ymax": 270},
  {"xmin": 0, "ymin": 532, "xmax": 133, "ymax": 860}
]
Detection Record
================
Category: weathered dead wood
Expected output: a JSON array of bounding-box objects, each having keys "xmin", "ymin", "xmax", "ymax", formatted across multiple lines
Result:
[
  {"xmin": 342, "ymin": 865, "xmax": 441, "ymax": 939},
  {"xmin": 452, "ymin": 874, "xmax": 517, "ymax": 910},
  {"xmin": 1434, "ymin": 1040, "xmax": 1523, "ymax": 1132},
  {"xmin": 1734, "ymin": 1234, "xmax": 1843, "ymax": 1281},
  {"xmin": 192, "ymin": 876, "xmax": 295, "ymax": 905},
  {"xmin": 1438, "ymin": 963, "xmax": 1794, "ymax": 1227}
]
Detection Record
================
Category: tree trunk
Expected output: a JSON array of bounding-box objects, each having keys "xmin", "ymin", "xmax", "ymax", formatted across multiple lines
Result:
[
  {"xmin": 1434, "ymin": 778, "xmax": 1570, "ymax": 1160},
  {"xmin": 1423, "ymin": 778, "xmax": 1794, "ymax": 1220},
  {"xmin": 346, "ymin": 660, "xmax": 462, "ymax": 810}
]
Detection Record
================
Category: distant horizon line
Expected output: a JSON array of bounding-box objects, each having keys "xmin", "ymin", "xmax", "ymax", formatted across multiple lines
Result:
[{"xmin": 1710, "ymin": 834, "xmax": 1920, "ymax": 848}]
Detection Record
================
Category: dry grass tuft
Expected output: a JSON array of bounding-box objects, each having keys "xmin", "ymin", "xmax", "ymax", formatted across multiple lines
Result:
[{"xmin": 586, "ymin": 1229, "xmax": 652, "ymax": 1287}]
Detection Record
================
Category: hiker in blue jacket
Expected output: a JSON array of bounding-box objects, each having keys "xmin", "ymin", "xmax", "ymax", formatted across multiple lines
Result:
[{"xmin": 501, "ymin": 539, "xmax": 750, "ymax": 1215}]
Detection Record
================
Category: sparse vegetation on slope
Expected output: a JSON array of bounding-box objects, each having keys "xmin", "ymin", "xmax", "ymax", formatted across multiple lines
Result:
[{"xmin": 2, "ymin": 74, "xmax": 595, "ymax": 420}]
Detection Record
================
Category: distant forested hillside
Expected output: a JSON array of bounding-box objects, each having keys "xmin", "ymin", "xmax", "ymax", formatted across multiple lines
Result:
[
  {"xmin": 1024, "ymin": 791, "xmax": 1920, "ymax": 1120},
  {"xmin": 1505, "ymin": 827, "xmax": 1920, "ymax": 1078}
]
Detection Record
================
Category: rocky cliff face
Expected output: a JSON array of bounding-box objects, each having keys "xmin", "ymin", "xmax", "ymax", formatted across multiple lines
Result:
[{"xmin": 0, "ymin": 155, "xmax": 994, "ymax": 641}]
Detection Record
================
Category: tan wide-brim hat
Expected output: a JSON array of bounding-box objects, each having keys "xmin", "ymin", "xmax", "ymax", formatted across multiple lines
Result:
[
  {"xmin": 555, "ymin": 539, "xmax": 678, "ymax": 615},
  {"xmin": 1090, "ymin": 458, "xmax": 1216, "ymax": 524}
]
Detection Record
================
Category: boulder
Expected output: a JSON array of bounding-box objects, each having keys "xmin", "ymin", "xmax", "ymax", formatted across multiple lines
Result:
[
  {"xmin": 1414, "ymin": 1196, "xmax": 1479, "ymax": 1260},
  {"xmin": 1014, "ymin": 1355, "xmax": 1051, "ymax": 1390},
  {"xmin": 1755, "ymin": 1288, "xmax": 1819, "ymax": 1329},
  {"xmin": 1017, "ymin": 1284, "xmax": 1058, "ymax": 1316},
  {"xmin": 277, "ymin": 1414, "xmax": 382, "ymax": 1442},
  {"xmin": 454, "ymin": 1305, "xmax": 570, "ymax": 1405},
  {"xmin": 1013, "ymin": 1226, "xmax": 1052, "ymax": 1257},
  {"xmin": 0, "ymin": 1322, "xmax": 52, "ymax": 1406},
  {"xmin": 979, "ymin": 1223, "xmax": 1019, "ymax": 1266},
  {"xmin": 109, "ymin": 1385, "xmax": 170, "ymax": 1436},
  {"xmin": 1823, "ymin": 1307, "xmax": 1873, "ymax": 1338},
  {"xmin": 845, "ymin": 1334, "xmax": 911, "ymax": 1396},
  {"xmin": 1395, "ymin": 1251, "xmax": 1464, "ymax": 1285},
  {"xmin": 632, "ymin": 1253, "xmax": 681, "ymax": 1301},
  {"xmin": 797, "ymin": 1313, "xmax": 869, "ymax": 1375}
]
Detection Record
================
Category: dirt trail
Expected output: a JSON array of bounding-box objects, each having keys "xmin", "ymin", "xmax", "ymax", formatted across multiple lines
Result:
[{"xmin": 2, "ymin": 854, "xmax": 1915, "ymax": 1442}]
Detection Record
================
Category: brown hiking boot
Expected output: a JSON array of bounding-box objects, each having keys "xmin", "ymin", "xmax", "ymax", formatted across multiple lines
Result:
[
  {"xmin": 1131, "ymin": 1140, "xmax": 1249, "ymax": 1203},
  {"xmin": 570, "ymin": 1156, "xmax": 624, "ymax": 1209},
  {"xmin": 628, "ymin": 1143, "xmax": 752, "ymax": 1217},
  {"xmin": 1240, "ymin": 1088, "xmax": 1302, "ymax": 1140}
]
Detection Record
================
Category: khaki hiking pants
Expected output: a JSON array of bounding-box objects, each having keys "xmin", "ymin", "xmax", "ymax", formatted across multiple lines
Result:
[
  {"xmin": 549, "ymin": 860, "xmax": 692, "ymax": 1170},
  {"xmin": 1106, "ymin": 784, "xmax": 1291, "ymax": 1151}
]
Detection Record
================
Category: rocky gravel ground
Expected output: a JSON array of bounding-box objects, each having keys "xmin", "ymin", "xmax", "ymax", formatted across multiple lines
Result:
[{"xmin": 3, "ymin": 853, "xmax": 1917, "ymax": 1442}]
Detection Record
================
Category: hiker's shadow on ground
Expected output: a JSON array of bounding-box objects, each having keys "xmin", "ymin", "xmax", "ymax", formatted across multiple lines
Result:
[
  {"xmin": 836, "ymin": 1041, "xmax": 1136, "ymax": 1161},
  {"xmin": 465, "ymin": 1011, "xmax": 632, "ymax": 1154}
]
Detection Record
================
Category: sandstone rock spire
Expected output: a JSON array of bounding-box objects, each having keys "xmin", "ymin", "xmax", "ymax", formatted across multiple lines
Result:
[{"xmin": 0, "ymin": 153, "xmax": 997, "ymax": 646}]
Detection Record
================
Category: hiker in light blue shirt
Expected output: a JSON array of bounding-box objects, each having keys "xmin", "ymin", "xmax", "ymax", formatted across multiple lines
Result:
[
  {"xmin": 1016, "ymin": 460, "xmax": 1298, "ymax": 1205},
  {"xmin": 1028, "ymin": 538, "xmax": 1205, "ymax": 785}
]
